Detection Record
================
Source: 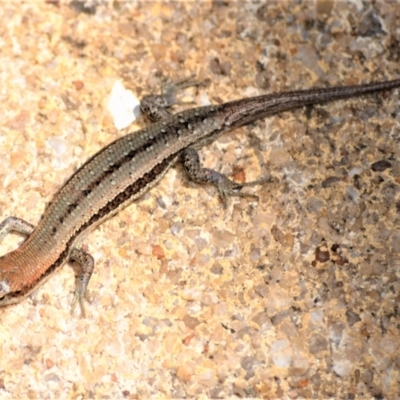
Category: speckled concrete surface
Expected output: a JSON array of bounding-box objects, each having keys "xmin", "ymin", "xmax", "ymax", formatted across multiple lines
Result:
[{"xmin": 0, "ymin": 1, "xmax": 399, "ymax": 399}]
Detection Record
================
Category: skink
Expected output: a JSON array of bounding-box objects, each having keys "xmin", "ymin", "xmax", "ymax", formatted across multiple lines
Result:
[{"xmin": 0, "ymin": 77, "xmax": 399, "ymax": 316}]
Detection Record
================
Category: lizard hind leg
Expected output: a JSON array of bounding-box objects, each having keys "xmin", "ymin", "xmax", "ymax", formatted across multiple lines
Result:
[{"xmin": 69, "ymin": 248, "xmax": 94, "ymax": 317}]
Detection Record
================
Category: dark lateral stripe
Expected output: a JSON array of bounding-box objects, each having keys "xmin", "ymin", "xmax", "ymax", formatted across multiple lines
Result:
[
  {"xmin": 78, "ymin": 153, "xmax": 176, "ymax": 233},
  {"xmin": 52, "ymin": 137, "xmax": 155, "ymax": 212},
  {"xmin": 51, "ymin": 112, "xmax": 207, "ymax": 227},
  {"xmin": 53, "ymin": 134, "xmax": 164, "ymax": 228}
]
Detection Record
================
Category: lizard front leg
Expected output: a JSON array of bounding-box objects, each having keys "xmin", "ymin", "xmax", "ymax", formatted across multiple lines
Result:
[{"xmin": 0, "ymin": 216, "xmax": 34, "ymax": 243}]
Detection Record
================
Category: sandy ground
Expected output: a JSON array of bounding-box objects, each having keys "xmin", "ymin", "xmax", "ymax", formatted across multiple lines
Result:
[{"xmin": 0, "ymin": 1, "xmax": 399, "ymax": 398}]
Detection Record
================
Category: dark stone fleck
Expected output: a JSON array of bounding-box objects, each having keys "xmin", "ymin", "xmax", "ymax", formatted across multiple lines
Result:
[
  {"xmin": 70, "ymin": 0, "xmax": 97, "ymax": 14},
  {"xmin": 371, "ymin": 160, "xmax": 391, "ymax": 172},
  {"xmin": 271, "ymin": 225, "xmax": 285, "ymax": 244},
  {"xmin": 61, "ymin": 35, "xmax": 87, "ymax": 49},
  {"xmin": 209, "ymin": 58, "xmax": 231, "ymax": 75},
  {"xmin": 322, "ymin": 176, "xmax": 341, "ymax": 188},
  {"xmin": 358, "ymin": 11, "xmax": 383, "ymax": 37},
  {"xmin": 334, "ymin": 254, "xmax": 349, "ymax": 266},
  {"xmin": 271, "ymin": 310, "xmax": 290, "ymax": 326},
  {"xmin": 354, "ymin": 368, "xmax": 360, "ymax": 383},
  {"xmin": 346, "ymin": 309, "xmax": 361, "ymax": 326},
  {"xmin": 331, "ymin": 244, "xmax": 340, "ymax": 253},
  {"xmin": 221, "ymin": 323, "xmax": 235, "ymax": 334},
  {"xmin": 210, "ymin": 262, "xmax": 223, "ymax": 275},
  {"xmin": 315, "ymin": 245, "xmax": 330, "ymax": 263}
]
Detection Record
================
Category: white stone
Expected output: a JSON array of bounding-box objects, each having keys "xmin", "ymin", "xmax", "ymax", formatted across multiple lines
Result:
[{"xmin": 108, "ymin": 80, "xmax": 140, "ymax": 130}]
